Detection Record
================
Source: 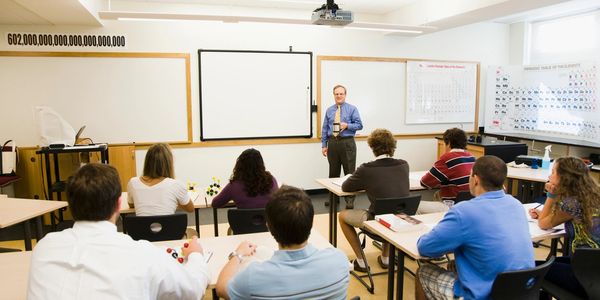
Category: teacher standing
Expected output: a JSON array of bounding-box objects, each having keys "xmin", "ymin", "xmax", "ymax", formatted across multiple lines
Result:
[{"xmin": 321, "ymin": 85, "xmax": 363, "ymax": 209}]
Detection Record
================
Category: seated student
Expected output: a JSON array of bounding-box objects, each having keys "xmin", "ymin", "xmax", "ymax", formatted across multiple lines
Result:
[
  {"xmin": 28, "ymin": 164, "xmax": 210, "ymax": 299},
  {"xmin": 212, "ymin": 148, "xmax": 278, "ymax": 209},
  {"xmin": 416, "ymin": 156, "xmax": 534, "ymax": 300},
  {"xmin": 216, "ymin": 185, "xmax": 349, "ymax": 300},
  {"xmin": 127, "ymin": 143, "xmax": 194, "ymax": 216},
  {"xmin": 419, "ymin": 127, "xmax": 475, "ymax": 213},
  {"xmin": 529, "ymin": 157, "xmax": 600, "ymax": 299},
  {"xmin": 339, "ymin": 128, "xmax": 410, "ymax": 271}
]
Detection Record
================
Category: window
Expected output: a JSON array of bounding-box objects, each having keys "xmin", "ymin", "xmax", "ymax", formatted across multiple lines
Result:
[{"xmin": 528, "ymin": 10, "xmax": 600, "ymax": 64}]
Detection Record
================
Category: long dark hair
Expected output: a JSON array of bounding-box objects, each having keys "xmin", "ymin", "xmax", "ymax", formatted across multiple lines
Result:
[{"xmin": 231, "ymin": 148, "xmax": 273, "ymax": 197}]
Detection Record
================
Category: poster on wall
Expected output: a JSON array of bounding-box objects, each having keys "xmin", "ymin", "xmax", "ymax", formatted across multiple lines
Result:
[
  {"xmin": 405, "ymin": 61, "xmax": 478, "ymax": 124},
  {"xmin": 485, "ymin": 61, "xmax": 600, "ymax": 144}
]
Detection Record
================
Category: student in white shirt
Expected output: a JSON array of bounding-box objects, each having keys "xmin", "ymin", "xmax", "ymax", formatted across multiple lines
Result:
[
  {"xmin": 27, "ymin": 163, "xmax": 210, "ymax": 300},
  {"xmin": 127, "ymin": 143, "xmax": 194, "ymax": 216}
]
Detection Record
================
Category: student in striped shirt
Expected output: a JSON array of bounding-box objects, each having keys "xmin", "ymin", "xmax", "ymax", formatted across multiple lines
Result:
[{"xmin": 419, "ymin": 128, "xmax": 475, "ymax": 214}]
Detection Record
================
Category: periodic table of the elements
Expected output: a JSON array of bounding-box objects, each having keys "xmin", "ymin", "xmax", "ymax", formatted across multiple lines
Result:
[{"xmin": 486, "ymin": 61, "xmax": 600, "ymax": 143}]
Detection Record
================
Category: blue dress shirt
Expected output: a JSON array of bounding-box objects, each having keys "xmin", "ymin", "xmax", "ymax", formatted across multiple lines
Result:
[
  {"xmin": 321, "ymin": 102, "xmax": 363, "ymax": 148},
  {"xmin": 417, "ymin": 190, "xmax": 535, "ymax": 300}
]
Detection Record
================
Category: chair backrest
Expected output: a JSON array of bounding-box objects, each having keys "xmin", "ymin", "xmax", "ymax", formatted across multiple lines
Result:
[
  {"xmin": 227, "ymin": 208, "xmax": 268, "ymax": 235},
  {"xmin": 122, "ymin": 213, "xmax": 188, "ymax": 242},
  {"xmin": 490, "ymin": 256, "xmax": 555, "ymax": 300},
  {"xmin": 572, "ymin": 248, "xmax": 600, "ymax": 298},
  {"xmin": 372, "ymin": 195, "xmax": 421, "ymax": 216},
  {"xmin": 455, "ymin": 191, "xmax": 474, "ymax": 203}
]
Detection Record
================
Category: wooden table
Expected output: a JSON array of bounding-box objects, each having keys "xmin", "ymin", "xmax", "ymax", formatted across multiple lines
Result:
[
  {"xmin": 315, "ymin": 171, "xmax": 427, "ymax": 246},
  {"xmin": 0, "ymin": 251, "xmax": 32, "ymax": 300},
  {"xmin": 119, "ymin": 191, "xmax": 211, "ymax": 235},
  {"xmin": 506, "ymin": 166, "xmax": 551, "ymax": 203},
  {"xmin": 0, "ymin": 197, "xmax": 67, "ymax": 250},
  {"xmin": 0, "ymin": 230, "xmax": 331, "ymax": 300},
  {"xmin": 364, "ymin": 210, "xmax": 565, "ymax": 300}
]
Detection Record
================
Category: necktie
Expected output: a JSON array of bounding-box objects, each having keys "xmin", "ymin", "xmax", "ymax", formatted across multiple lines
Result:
[{"xmin": 334, "ymin": 105, "xmax": 341, "ymax": 137}]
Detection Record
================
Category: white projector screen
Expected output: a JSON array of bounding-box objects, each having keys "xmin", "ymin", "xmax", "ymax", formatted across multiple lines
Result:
[{"xmin": 199, "ymin": 50, "xmax": 312, "ymax": 140}]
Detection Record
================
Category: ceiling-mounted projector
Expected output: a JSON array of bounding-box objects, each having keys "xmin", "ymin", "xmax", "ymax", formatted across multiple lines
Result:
[{"xmin": 311, "ymin": 0, "xmax": 353, "ymax": 26}]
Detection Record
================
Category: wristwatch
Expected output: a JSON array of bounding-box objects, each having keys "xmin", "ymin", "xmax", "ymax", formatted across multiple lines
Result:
[{"xmin": 228, "ymin": 251, "xmax": 244, "ymax": 263}]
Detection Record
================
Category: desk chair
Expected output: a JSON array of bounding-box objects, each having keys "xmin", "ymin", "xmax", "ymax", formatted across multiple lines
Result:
[
  {"xmin": 122, "ymin": 213, "xmax": 187, "ymax": 242},
  {"xmin": 351, "ymin": 195, "xmax": 421, "ymax": 294},
  {"xmin": 227, "ymin": 208, "xmax": 268, "ymax": 235},
  {"xmin": 541, "ymin": 248, "xmax": 600, "ymax": 300},
  {"xmin": 490, "ymin": 256, "xmax": 555, "ymax": 300}
]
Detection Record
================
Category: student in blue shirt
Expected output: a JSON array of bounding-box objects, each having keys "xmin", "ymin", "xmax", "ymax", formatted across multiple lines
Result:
[
  {"xmin": 416, "ymin": 155, "xmax": 535, "ymax": 300},
  {"xmin": 216, "ymin": 185, "xmax": 349, "ymax": 300}
]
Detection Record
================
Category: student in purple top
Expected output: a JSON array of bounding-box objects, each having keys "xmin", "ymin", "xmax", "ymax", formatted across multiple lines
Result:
[{"xmin": 211, "ymin": 148, "xmax": 278, "ymax": 209}]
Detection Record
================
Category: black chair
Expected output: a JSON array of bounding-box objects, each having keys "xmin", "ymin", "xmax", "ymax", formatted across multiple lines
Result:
[
  {"xmin": 227, "ymin": 208, "xmax": 268, "ymax": 235},
  {"xmin": 122, "ymin": 213, "xmax": 188, "ymax": 242},
  {"xmin": 490, "ymin": 256, "xmax": 555, "ymax": 300},
  {"xmin": 351, "ymin": 195, "xmax": 421, "ymax": 294},
  {"xmin": 542, "ymin": 248, "xmax": 600, "ymax": 300},
  {"xmin": 455, "ymin": 191, "xmax": 474, "ymax": 203}
]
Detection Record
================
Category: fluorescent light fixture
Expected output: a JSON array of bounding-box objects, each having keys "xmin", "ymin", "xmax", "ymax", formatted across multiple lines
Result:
[{"xmin": 98, "ymin": 11, "xmax": 435, "ymax": 35}]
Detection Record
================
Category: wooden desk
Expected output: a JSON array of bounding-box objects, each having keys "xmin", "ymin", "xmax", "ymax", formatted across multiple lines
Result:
[
  {"xmin": 364, "ymin": 210, "xmax": 565, "ymax": 300},
  {"xmin": 0, "ymin": 230, "xmax": 331, "ymax": 300},
  {"xmin": 119, "ymin": 191, "xmax": 211, "ymax": 236},
  {"xmin": 315, "ymin": 171, "xmax": 427, "ymax": 246},
  {"xmin": 506, "ymin": 167, "xmax": 550, "ymax": 203},
  {"xmin": 0, "ymin": 197, "xmax": 67, "ymax": 250},
  {"xmin": 0, "ymin": 251, "xmax": 32, "ymax": 300}
]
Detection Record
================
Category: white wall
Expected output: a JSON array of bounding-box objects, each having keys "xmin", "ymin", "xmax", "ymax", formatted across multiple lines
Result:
[{"xmin": 0, "ymin": 20, "xmax": 509, "ymax": 190}]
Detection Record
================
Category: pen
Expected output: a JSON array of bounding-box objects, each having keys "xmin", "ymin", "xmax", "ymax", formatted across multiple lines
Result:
[{"xmin": 533, "ymin": 204, "xmax": 542, "ymax": 210}]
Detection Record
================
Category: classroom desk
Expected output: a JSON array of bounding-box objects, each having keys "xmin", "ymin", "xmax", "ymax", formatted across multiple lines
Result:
[
  {"xmin": 506, "ymin": 166, "xmax": 551, "ymax": 203},
  {"xmin": 315, "ymin": 170, "xmax": 427, "ymax": 246},
  {"xmin": 0, "ymin": 230, "xmax": 331, "ymax": 300},
  {"xmin": 119, "ymin": 191, "xmax": 210, "ymax": 236},
  {"xmin": 0, "ymin": 250, "xmax": 32, "ymax": 300},
  {"xmin": 0, "ymin": 197, "xmax": 67, "ymax": 250},
  {"xmin": 364, "ymin": 210, "xmax": 565, "ymax": 300}
]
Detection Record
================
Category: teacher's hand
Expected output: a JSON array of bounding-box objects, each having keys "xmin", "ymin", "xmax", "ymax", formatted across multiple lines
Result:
[
  {"xmin": 340, "ymin": 122, "xmax": 348, "ymax": 130},
  {"xmin": 322, "ymin": 147, "xmax": 328, "ymax": 157}
]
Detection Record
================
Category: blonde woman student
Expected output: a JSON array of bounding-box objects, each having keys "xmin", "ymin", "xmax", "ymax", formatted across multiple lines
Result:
[{"xmin": 127, "ymin": 143, "xmax": 194, "ymax": 216}]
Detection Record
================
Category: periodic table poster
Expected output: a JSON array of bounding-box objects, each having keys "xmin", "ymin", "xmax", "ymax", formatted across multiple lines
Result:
[
  {"xmin": 406, "ymin": 61, "xmax": 478, "ymax": 124},
  {"xmin": 485, "ymin": 62, "xmax": 600, "ymax": 143}
]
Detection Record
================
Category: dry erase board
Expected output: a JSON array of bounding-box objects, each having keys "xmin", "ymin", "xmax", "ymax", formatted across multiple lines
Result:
[
  {"xmin": 485, "ymin": 61, "xmax": 600, "ymax": 146},
  {"xmin": 318, "ymin": 56, "xmax": 479, "ymax": 138},
  {"xmin": 0, "ymin": 52, "xmax": 192, "ymax": 146},
  {"xmin": 199, "ymin": 50, "xmax": 312, "ymax": 141}
]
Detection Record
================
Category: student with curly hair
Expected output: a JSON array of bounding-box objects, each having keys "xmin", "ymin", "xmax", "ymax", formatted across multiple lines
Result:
[
  {"xmin": 340, "ymin": 128, "xmax": 410, "ymax": 271},
  {"xmin": 530, "ymin": 156, "xmax": 600, "ymax": 298},
  {"xmin": 212, "ymin": 148, "xmax": 278, "ymax": 209}
]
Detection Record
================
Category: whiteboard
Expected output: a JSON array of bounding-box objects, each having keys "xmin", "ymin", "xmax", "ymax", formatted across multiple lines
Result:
[
  {"xmin": 0, "ymin": 52, "xmax": 191, "ymax": 146},
  {"xmin": 406, "ymin": 61, "xmax": 477, "ymax": 124},
  {"xmin": 199, "ymin": 50, "xmax": 312, "ymax": 140},
  {"xmin": 319, "ymin": 57, "xmax": 478, "ymax": 137},
  {"xmin": 485, "ymin": 61, "xmax": 600, "ymax": 145}
]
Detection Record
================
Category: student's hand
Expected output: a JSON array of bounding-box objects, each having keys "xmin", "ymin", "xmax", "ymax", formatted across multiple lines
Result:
[
  {"xmin": 529, "ymin": 209, "xmax": 540, "ymax": 219},
  {"xmin": 182, "ymin": 236, "xmax": 204, "ymax": 258},
  {"xmin": 544, "ymin": 182, "xmax": 557, "ymax": 194},
  {"xmin": 235, "ymin": 241, "xmax": 257, "ymax": 257},
  {"xmin": 322, "ymin": 147, "xmax": 328, "ymax": 157},
  {"xmin": 340, "ymin": 122, "xmax": 348, "ymax": 130}
]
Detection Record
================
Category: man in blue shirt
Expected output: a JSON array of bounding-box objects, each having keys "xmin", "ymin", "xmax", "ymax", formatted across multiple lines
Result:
[
  {"xmin": 321, "ymin": 84, "xmax": 363, "ymax": 208},
  {"xmin": 216, "ymin": 185, "xmax": 349, "ymax": 300},
  {"xmin": 416, "ymin": 155, "xmax": 534, "ymax": 300}
]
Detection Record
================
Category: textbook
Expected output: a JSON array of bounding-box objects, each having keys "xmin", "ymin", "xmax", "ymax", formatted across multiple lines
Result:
[{"xmin": 375, "ymin": 213, "xmax": 425, "ymax": 232}]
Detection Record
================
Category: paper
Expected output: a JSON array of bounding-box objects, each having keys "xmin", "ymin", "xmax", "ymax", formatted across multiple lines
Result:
[
  {"xmin": 528, "ymin": 222, "xmax": 564, "ymax": 238},
  {"xmin": 331, "ymin": 174, "xmax": 351, "ymax": 187},
  {"xmin": 375, "ymin": 213, "xmax": 425, "ymax": 232},
  {"xmin": 189, "ymin": 191, "xmax": 200, "ymax": 203}
]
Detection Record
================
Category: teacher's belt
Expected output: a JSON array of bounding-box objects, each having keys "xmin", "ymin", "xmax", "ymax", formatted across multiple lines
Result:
[{"xmin": 328, "ymin": 135, "xmax": 354, "ymax": 140}]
